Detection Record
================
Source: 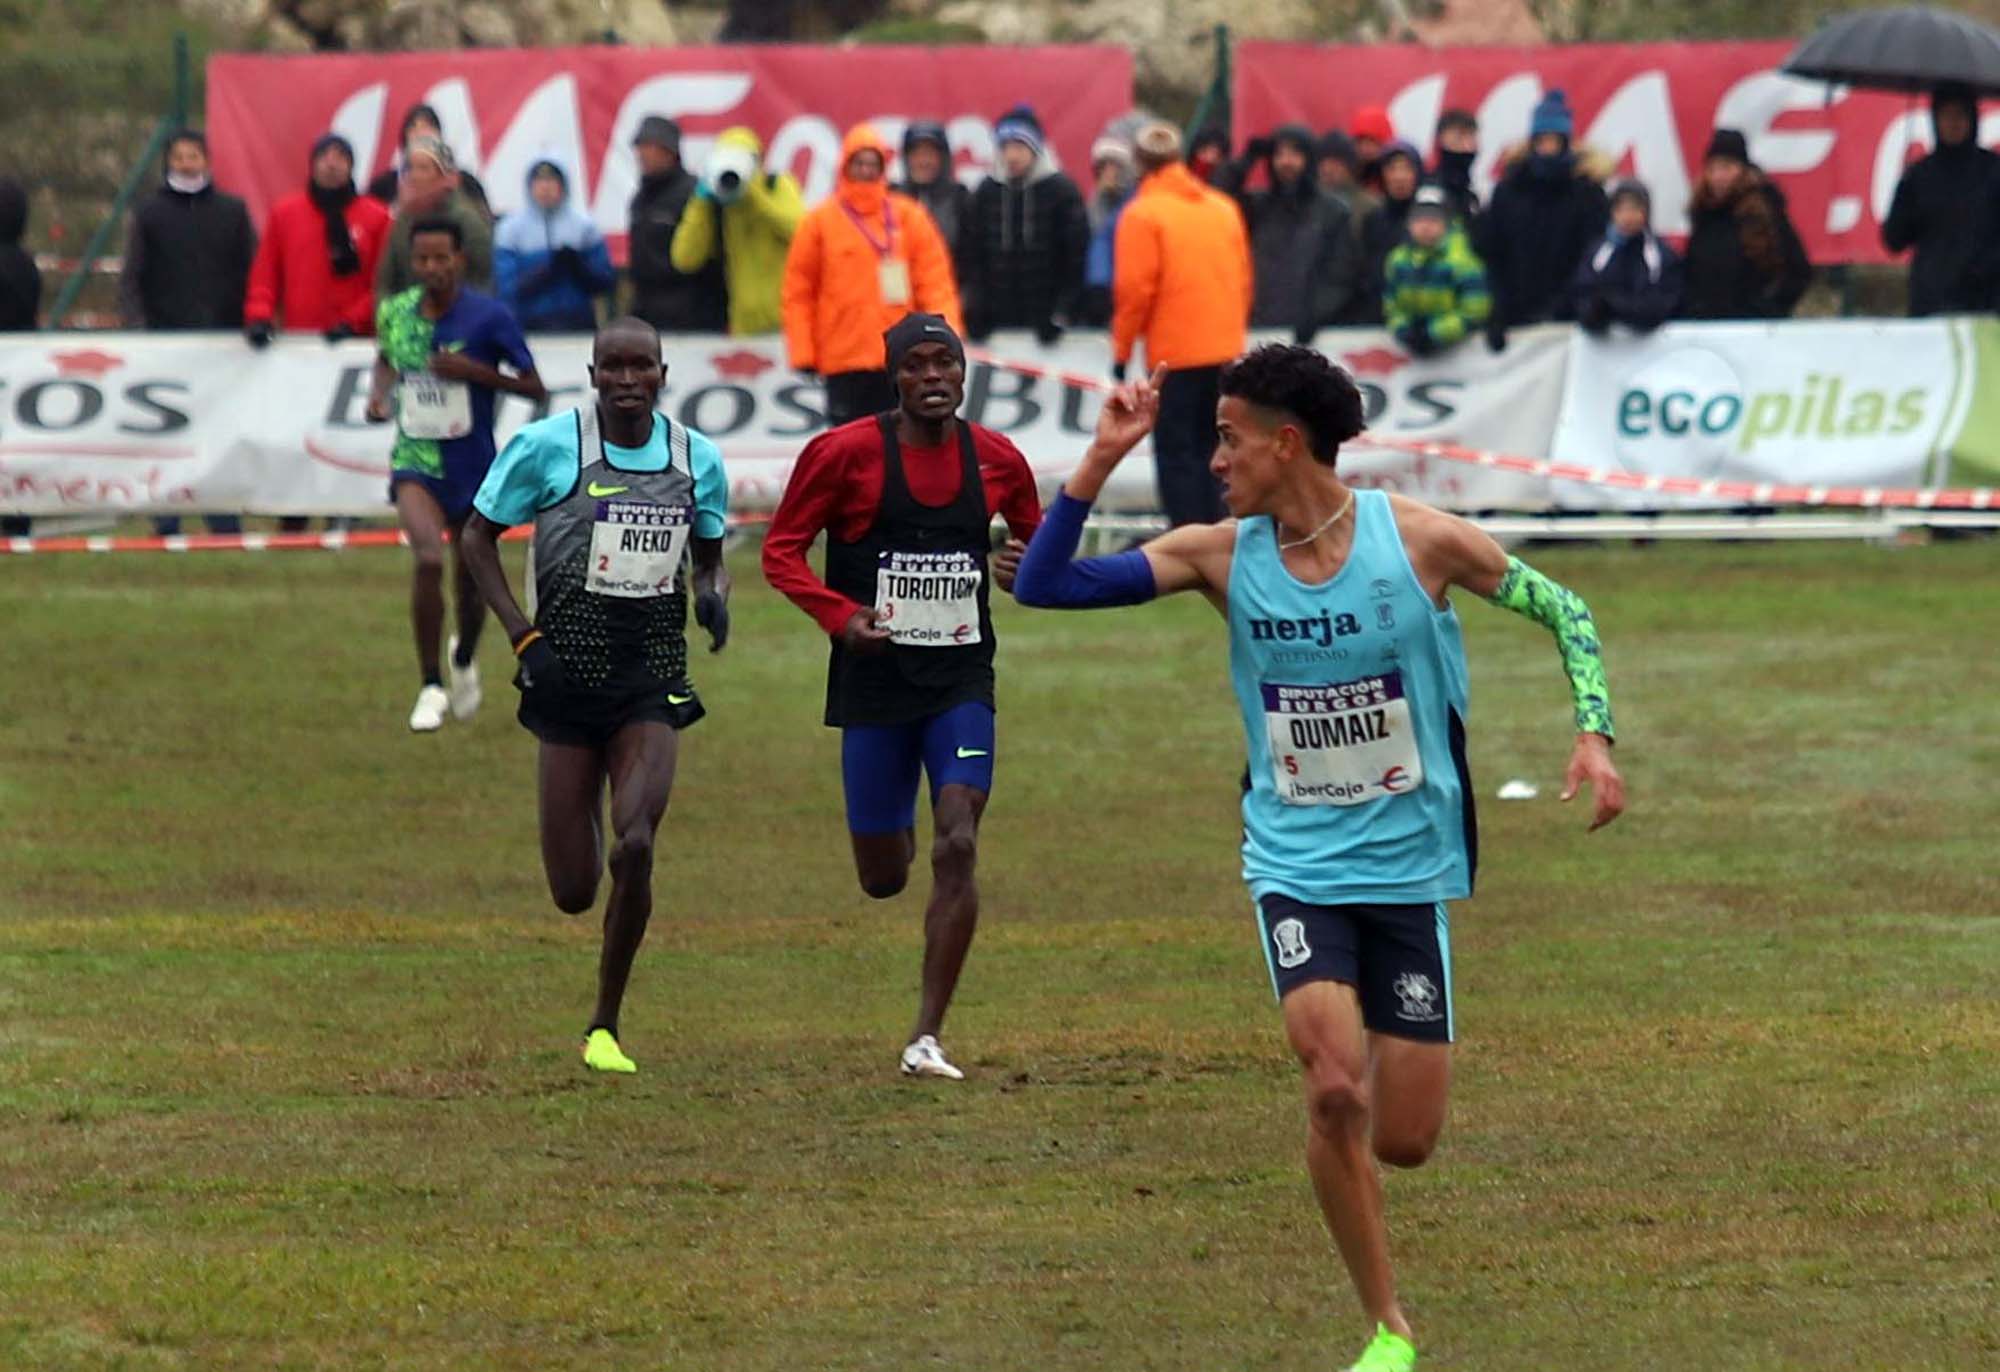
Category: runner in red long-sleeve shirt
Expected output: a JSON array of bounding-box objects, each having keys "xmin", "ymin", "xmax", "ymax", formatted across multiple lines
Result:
[{"xmin": 762, "ymin": 314, "xmax": 1040, "ymax": 1080}]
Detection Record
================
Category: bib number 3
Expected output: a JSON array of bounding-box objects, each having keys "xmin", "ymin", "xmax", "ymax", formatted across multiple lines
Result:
[
  {"xmin": 1263, "ymin": 674, "xmax": 1424, "ymax": 807},
  {"xmin": 875, "ymin": 550, "xmax": 982, "ymax": 647},
  {"xmin": 587, "ymin": 500, "xmax": 691, "ymax": 598}
]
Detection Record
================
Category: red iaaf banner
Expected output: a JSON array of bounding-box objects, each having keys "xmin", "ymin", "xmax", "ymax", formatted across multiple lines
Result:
[
  {"xmin": 208, "ymin": 45, "xmax": 1133, "ymax": 262},
  {"xmin": 1236, "ymin": 41, "xmax": 1960, "ymax": 265}
]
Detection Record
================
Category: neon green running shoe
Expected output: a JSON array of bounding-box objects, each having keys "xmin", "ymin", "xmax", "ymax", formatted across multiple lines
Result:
[
  {"xmin": 1347, "ymin": 1324, "xmax": 1416, "ymax": 1372},
  {"xmin": 581, "ymin": 1028, "xmax": 637, "ymax": 1074}
]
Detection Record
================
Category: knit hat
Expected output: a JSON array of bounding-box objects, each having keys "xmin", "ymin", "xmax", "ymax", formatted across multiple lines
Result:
[
  {"xmin": 1409, "ymin": 184, "xmax": 1450, "ymax": 220},
  {"xmin": 995, "ymin": 105, "xmax": 1046, "ymax": 158},
  {"xmin": 1704, "ymin": 128, "xmax": 1749, "ymax": 164},
  {"xmin": 903, "ymin": 120, "xmax": 951, "ymax": 158},
  {"xmin": 1608, "ymin": 178, "xmax": 1651, "ymax": 216},
  {"xmin": 1530, "ymin": 90, "xmax": 1574, "ymax": 140},
  {"xmin": 1090, "ymin": 135, "xmax": 1135, "ymax": 173},
  {"xmin": 1315, "ymin": 129, "xmax": 1359, "ymax": 171},
  {"xmin": 1349, "ymin": 106, "xmax": 1394, "ymax": 144},
  {"xmin": 633, "ymin": 115, "xmax": 682, "ymax": 152},
  {"xmin": 405, "ymin": 135, "xmax": 456, "ymax": 176},
  {"xmin": 884, "ymin": 312, "xmax": 965, "ymax": 375}
]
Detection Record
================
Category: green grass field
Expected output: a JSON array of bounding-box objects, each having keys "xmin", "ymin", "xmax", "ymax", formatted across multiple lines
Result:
[{"xmin": 2, "ymin": 539, "xmax": 1996, "ymax": 1371}]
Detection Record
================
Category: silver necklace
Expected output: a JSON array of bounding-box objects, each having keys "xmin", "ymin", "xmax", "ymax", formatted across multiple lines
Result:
[{"xmin": 1277, "ymin": 490, "xmax": 1356, "ymax": 551}]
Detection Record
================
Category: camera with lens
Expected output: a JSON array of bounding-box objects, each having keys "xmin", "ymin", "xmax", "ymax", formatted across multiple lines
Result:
[{"xmin": 705, "ymin": 144, "xmax": 761, "ymax": 206}]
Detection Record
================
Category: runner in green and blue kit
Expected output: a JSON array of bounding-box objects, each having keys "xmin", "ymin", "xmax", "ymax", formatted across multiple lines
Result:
[
  {"xmin": 458, "ymin": 316, "xmax": 730, "ymax": 1076},
  {"xmin": 1012, "ymin": 345, "xmax": 1625, "ymax": 1372},
  {"xmin": 366, "ymin": 216, "xmax": 545, "ymax": 734}
]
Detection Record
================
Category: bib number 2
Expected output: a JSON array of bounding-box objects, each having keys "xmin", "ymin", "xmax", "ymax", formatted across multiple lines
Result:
[
  {"xmin": 1263, "ymin": 674, "xmax": 1423, "ymax": 807},
  {"xmin": 587, "ymin": 500, "xmax": 690, "ymax": 598}
]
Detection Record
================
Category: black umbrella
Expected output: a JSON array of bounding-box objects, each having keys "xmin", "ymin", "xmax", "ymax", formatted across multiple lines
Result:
[{"xmin": 1782, "ymin": 5, "xmax": 2000, "ymax": 96}]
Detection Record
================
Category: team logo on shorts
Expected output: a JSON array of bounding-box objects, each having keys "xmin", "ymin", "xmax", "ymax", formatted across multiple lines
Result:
[
  {"xmin": 1393, "ymin": 972, "xmax": 1443, "ymax": 1022},
  {"xmin": 1271, "ymin": 917, "xmax": 1312, "ymax": 970}
]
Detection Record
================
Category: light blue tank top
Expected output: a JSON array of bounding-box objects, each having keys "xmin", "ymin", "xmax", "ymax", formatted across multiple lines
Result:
[{"xmin": 1227, "ymin": 490, "xmax": 1473, "ymax": 906}]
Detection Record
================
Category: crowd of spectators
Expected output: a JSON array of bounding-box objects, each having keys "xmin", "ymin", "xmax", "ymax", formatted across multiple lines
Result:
[{"xmin": 3, "ymin": 84, "xmax": 1996, "ymax": 358}]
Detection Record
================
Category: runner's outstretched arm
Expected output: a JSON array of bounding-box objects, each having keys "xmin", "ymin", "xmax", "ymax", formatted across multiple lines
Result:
[
  {"xmin": 1014, "ymin": 365, "xmax": 1227, "ymax": 606},
  {"xmin": 1427, "ymin": 511, "xmax": 1625, "ymax": 830}
]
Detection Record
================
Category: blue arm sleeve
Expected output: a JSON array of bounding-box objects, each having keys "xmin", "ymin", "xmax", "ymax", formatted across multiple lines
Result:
[
  {"xmin": 690, "ymin": 432, "xmax": 728, "ymax": 540},
  {"xmin": 474, "ymin": 420, "xmax": 565, "ymax": 528},
  {"xmin": 1013, "ymin": 491, "xmax": 1157, "ymax": 609}
]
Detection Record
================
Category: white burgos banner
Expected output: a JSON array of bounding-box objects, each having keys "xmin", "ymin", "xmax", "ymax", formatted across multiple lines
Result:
[
  {"xmin": 1549, "ymin": 318, "xmax": 1987, "ymax": 506},
  {"xmin": 0, "ymin": 329, "xmax": 1569, "ymax": 519}
]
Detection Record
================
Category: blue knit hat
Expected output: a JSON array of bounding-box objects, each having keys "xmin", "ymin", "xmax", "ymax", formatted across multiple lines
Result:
[
  {"xmin": 1530, "ymin": 90, "xmax": 1574, "ymax": 140},
  {"xmin": 994, "ymin": 104, "xmax": 1046, "ymax": 159}
]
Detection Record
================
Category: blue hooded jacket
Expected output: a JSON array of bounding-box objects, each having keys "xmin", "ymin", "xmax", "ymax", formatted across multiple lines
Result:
[{"xmin": 494, "ymin": 160, "xmax": 615, "ymax": 331}]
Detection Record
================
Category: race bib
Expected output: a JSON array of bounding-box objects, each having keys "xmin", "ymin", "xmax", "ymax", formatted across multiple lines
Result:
[
  {"xmin": 875, "ymin": 550, "xmax": 982, "ymax": 648},
  {"xmin": 587, "ymin": 500, "xmax": 690, "ymax": 599},
  {"xmin": 1263, "ymin": 673, "xmax": 1423, "ymax": 807},
  {"xmin": 878, "ymin": 258, "xmax": 912, "ymax": 306},
  {"xmin": 397, "ymin": 370, "xmax": 472, "ymax": 440}
]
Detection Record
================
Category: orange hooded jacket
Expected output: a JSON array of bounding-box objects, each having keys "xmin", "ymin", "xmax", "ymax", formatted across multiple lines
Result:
[
  {"xmin": 782, "ymin": 124, "xmax": 962, "ymax": 375},
  {"xmin": 1111, "ymin": 162, "xmax": 1251, "ymax": 371}
]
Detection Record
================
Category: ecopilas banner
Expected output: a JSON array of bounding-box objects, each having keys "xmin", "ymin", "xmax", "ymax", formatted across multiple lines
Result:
[
  {"xmin": 0, "ymin": 329, "xmax": 1568, "ymax": 518},
  {"xmin": 1549, "ymin": 318, "xmax": 2000, "ymax": 504}
]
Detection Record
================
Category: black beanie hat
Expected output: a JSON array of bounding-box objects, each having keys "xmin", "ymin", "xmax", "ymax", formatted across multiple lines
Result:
[
  {"xmin": 1705, "ymin": 128, "xmax": 1749, "ymax": 164},
  {"xmin": 884, "ymin": 313, "xmax": 965, "ymax": 375}
]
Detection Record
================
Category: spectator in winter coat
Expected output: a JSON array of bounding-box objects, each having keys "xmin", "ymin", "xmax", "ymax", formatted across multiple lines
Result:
[
  {"xmin": 782, "ymin": 123, "xmax": 961, "ymax": 426},
  {"xmin": 628, "ymin": 115, "xmax": 727, "ymax": 333},
  {"xmin": 123, "ymin": 131, "xmax": 256, "ymax": 536},
  {"xmin": 894, "ymin": 121, "xmax": 972, "ymax": 258},
  {"xmin": 1350, "ymin": 106, "xmax": 1395, "ymax": 190},
  {"xmin": 367, "ymin": 103, "xmax": 491, "ymax": 222},
  {"xmin": 1315, "ymin": 130, "xmax": 1381, "ymax": 227},
  {"xmin": 1357, "ymin": 141, "xmax": 1424, "ymax": 325},
  {"xmin": 1476, "ymin": 90, "xmax": 1610, "ymax": 347},
  {"xmin": 120, "ymin": 130, "xmax": 254, "ymax": 331},
  {"xmin": 1432, "ymin": 108, "xmax": 1482, "ymax": 225},
  {"xmin": 1112, "ymin": 121, "xmax": 1252, "ymax": 526},
  {"xmin": 494, "ymin": 160, "xmax": 614, "ymax": 332},
  {"xmin": 958, "ymin": 105, "xmax": 1088, "ymax": 345},
  {"xmin": 0, "ymin": 178, "xmax": 38, "ymax": 331},
  {"xmin": 1882, "ymin": 84, "xmax": 2000, "ymax": 316},
  {"xmin": 1188, "ymin": 126, "xmax": 1232, "ymax": 187},
  {"xmin": 1383, "ymin": 185, "xmax": 1490, "ymax": 358},
  {"xmin": 1220, "ymin": 124, "xmax": 1360, "ymax": 343},
  {"xmin": 1570, "ymin": 180, "xmax": 1682, "ymax": 335},
  {"xmin": 671, "ymin": 125, "xmax": 804, "ymax": 337},
  {"xmin": 1077, "ymin": 136, "xmax": 1135, "ymax": 328},
  {"xmin": 378, "ymin": 139, "xmax": 493, "ymax": 300},
  {"xmin": 243, "ymin": 133, "xmax": 392, "ymax": 344},
  {"xmin": 1682, "ymin": 129, "xmax": 1811, "ymax": 321}
]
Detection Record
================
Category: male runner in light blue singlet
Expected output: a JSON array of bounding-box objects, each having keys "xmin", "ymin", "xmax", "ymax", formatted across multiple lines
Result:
[{"xmin": 1012, "ymin": 344, "xmax": 1624, "ymax": 1372}]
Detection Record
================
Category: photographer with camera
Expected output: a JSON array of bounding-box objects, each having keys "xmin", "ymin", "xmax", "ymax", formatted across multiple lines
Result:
[{"xmin": 671, "ymin": 125, "xmax": 804, "ymax": 337}]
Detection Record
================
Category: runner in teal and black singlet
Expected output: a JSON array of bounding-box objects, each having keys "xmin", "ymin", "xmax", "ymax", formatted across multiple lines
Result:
[
  {"xmin": 1011, "ymin": 345, "xmax": 1625, "ymax": 1372},
  {"xmin": 458, "ymin": 317, "xmax": 731, "ymax": 1076}
]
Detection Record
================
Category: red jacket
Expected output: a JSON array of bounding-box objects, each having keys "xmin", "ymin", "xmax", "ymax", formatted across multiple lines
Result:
[
  {"xmin": 763, "ymin": 417, "xmax": 1042, "ymax": 637},
  {"xmin": 243, "ymin": 191, "xmax": 392, "ymax": 334}
]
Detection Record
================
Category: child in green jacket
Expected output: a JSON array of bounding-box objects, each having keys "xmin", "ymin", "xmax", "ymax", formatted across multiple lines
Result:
[{"xmin": 1382, "ymin": 185, "xmax": 1490, "ymax": 356}]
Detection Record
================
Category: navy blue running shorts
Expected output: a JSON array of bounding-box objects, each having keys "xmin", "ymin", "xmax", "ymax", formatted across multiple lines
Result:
[
  {"xmin": 840, "ymin": 700, "xmax": 995, "ymax": 835},
  {"xmin": 1254, "ymin": 893, "xmax": 1455, "ymax": 1043}
]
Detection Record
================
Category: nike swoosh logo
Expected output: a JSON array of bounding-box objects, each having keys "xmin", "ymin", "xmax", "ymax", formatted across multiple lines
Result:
[
  {"xmin": 587, "ymin": 482, "xmax": 630, "ymax": 497},
  {"xmin": 955, "ymin": 747, "xmax": 988, "ymax": 760},
  {"xmin": 667, "ymin": 693, "xmax": 694, "ymax": 705}
]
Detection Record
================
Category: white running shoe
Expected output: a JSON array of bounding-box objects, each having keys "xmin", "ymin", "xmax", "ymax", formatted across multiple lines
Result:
[
  {"xmin": 408, "ymin": 683, "xmax": 450, "ymax": 733},
  {"xmin": 899, "ymin": 1035, "xmax": 964, "ymax": 1081},
  {"xmin": 446, "ymin": 635, "xmax": 482, "ymax": 720}
]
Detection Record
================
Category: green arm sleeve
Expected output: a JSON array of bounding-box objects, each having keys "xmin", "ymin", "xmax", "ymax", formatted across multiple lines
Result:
[{"xmin": 1485, "ymin": 556, "xmax": 1615, "ymax": 739}]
